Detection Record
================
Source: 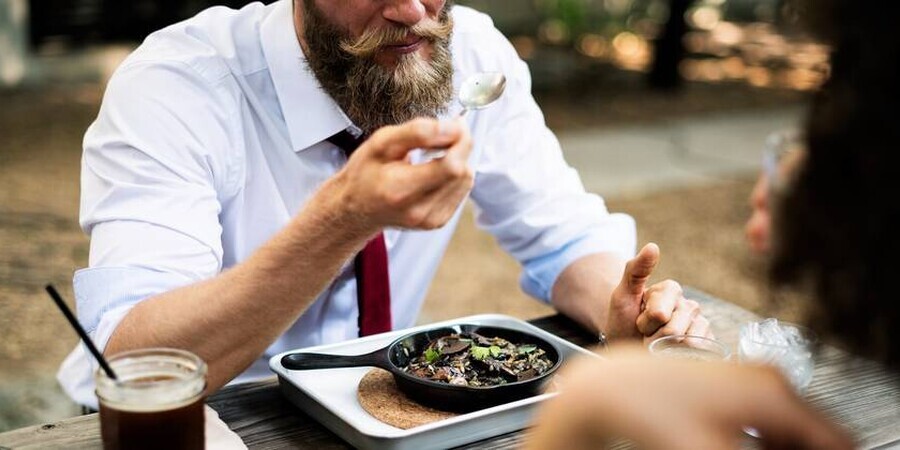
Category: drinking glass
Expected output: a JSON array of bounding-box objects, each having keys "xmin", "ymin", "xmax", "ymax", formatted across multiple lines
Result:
[
  {"xmin": 738, "ymin": 320, "xmax": 817, "ymax": 439},
  {"xmin": 95, "ymin": 348, "xmax": 207, "ymax": 450},
  {"xmin": 738, "ymin": 320, "xmax": 817, "ymax": 393},
  {"xmin": 648, "ymin": 335, "xmax": 731, "ymax": 361}
]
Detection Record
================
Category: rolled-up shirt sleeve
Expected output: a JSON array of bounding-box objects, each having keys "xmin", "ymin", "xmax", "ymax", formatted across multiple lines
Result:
[
  {"xmin": 467, "ymin": 24, "xmax": 636, "ymax": 303},
  {"xmin": 76, "ymin": 58, "xmax": 238, "ymax": 335}
]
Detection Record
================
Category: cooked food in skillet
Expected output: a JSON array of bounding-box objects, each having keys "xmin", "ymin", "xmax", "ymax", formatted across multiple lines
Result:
[{"xmin": 402, "ymin": 332, "xmax": 554, "ymax": 387}]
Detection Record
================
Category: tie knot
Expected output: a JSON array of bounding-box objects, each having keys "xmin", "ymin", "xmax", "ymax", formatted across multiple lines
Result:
[{"xmin": 327, "ymin": 129, "xmax": 366, "ymax": 156}]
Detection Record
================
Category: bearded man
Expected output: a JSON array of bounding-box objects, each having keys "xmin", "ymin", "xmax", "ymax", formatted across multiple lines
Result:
[{"xmin": 58, "ymin": 0, "xmax": 712, "ymax": 408}]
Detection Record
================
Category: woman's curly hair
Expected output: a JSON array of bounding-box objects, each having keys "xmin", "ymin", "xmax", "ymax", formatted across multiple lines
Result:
[{"xmin": 771, "ymin": 0, "xmax": 900, "ymax": 369}]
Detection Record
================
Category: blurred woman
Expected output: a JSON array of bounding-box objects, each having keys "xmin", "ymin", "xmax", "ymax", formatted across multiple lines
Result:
[
  {"xmin": 529, "ymin": 0, "xmax": 897, "ymax": 448},
  {"xmin": 768, "ymin": 0, "xmax": 900, "ymax": 370}
]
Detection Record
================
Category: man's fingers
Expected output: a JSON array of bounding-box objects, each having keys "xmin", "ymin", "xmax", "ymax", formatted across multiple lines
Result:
[
  {"xmin": 383, "ymin": 126, "xmax": 474, "ymax": 229},
  {"xmin": 684, "ymin": 314, "xmax": 711, "ymax": 338},
  {"xmin": 390, "ymin": 134, "xmax": 474, "ymax": 201},
  {"xmin": 645, "ymin": 298, "xmax": 699, "ymax": 340},
  {"xmin": 635, "ymin": 280, "xmax": 684, "ymax": 335},
  {"xmin": 366, "ymin": 117, "xmax": 465, "ymax": 161},
  {"xmin": 621, "ymin": 243, "xmax": 660, "ymax": 296},
  {"xmin": 374, "ymin": 119, "xmax": 472, "ymax": 208},
  {"xmin": 402, "ymin": 168, "xmax": 474, "ymax": 229}
]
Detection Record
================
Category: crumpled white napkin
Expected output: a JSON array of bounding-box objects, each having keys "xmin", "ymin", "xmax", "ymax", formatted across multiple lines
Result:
[{"xmin": 205, "ymin": 405, "xmax": 247, "ymax": 449}]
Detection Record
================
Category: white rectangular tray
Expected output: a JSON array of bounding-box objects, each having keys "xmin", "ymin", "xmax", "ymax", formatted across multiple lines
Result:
[{"xmin": 269, "ymin": 314, "xmax": 598, "ymax": 450}]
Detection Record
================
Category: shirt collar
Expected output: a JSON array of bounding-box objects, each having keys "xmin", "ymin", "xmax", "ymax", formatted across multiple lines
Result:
[{"xmin": 260, "ymin": 0, "xmax": 352, "ymax": 152}]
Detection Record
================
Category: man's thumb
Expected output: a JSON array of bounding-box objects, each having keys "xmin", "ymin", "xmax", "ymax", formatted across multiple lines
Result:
[{"xmin": 621, "ymin": 243, "xmax": 660, "ymax": 296}]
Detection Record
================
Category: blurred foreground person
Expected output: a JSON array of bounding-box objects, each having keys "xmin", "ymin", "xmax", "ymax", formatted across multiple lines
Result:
[
  {"xmin": 530, "ymin": 0, "xmax": 897, "ymax": 448},
  {"xmin": 530, "ymin": 347, "xmax": 852, "ymax": 450}
]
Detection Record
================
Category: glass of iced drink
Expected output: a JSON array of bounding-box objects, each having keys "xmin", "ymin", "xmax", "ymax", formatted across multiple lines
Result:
[
  {"xmin": 738, "ymin": 319, "xmax": 817, "ymax": 393},
  {"xmin": 95, "ymin": 348, "xmax": 207, "ymax": 450},
  {"xmin": 648, "ymin": 335, "xmax": 731, "ymax": 361},
  {"xmin": 738, "ymin": 319, "xmax": 817, "ymax": 439}
]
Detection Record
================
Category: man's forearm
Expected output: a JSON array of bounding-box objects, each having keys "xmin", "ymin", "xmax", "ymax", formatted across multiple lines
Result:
[
  {"xmin": 101, "ymin": 117, "xmax": 472, "ymax": 393},
  {"xmin": 550, "ymin": 252, "xmax": 626, "ymax": 335},
  {"xmin": 104, "ymin": 180, "xmax": 374, "ymax": 393}
]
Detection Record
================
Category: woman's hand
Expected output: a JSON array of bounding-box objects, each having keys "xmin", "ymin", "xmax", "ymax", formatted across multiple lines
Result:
[{"xmin": 527, "ymin": 347, "xmax": 854, "ymax": 450}]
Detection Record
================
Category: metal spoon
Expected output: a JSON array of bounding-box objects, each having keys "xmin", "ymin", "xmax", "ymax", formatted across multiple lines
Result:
[
  {"xmin": 457, "ymin": 71, "xmax": 507, "ymax": 117},
  {"xmin": 422, "ymin": 72, "xmax": 507, "ymax": 159}
]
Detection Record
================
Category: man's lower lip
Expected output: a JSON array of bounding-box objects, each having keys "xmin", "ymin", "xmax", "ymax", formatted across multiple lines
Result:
[{"xmin": 385, "ymin": 39, "xmax": 425, "ymax": 54}]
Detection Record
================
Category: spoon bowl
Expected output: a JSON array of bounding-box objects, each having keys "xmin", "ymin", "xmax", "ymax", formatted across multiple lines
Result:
[
  {"xmin": 458, "ymin": 72, "xmax": 507, "ymax": 113},
  {"xmin": 420, "ymin": 72, "xmax": 506, "ymax": 160}
]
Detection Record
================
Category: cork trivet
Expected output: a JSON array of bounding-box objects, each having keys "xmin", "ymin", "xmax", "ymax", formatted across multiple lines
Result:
[{"xmin": 357, "ymin": 369, "xmax": 458, "ymax": 429}]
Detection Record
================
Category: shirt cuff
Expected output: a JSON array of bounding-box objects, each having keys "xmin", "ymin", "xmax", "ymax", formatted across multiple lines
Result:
[
  {"xmin": 519, "ymin": 222, "xmax": 636, "ymax": 303},
  {"xmin": 57, "ymin": 303, "xmax": 135, "ymax": 409},
  {"xmin": 61, "ymin": 266, "xmax": 198, "ymax": 408},
  {"xmin": 74, "ymin": 266, "xmax": 196, "ymax": 333}
]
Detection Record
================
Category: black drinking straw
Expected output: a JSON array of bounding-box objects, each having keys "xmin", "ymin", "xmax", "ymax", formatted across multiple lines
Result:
[{"xmin": 45, "ymin": 284, "xmax": 118, "ymax": 380}]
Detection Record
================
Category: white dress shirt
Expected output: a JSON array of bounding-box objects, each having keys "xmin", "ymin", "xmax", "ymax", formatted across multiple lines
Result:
[{"xmin": 57, "ymin": 0, "xmax": 636, "ymax": 407}]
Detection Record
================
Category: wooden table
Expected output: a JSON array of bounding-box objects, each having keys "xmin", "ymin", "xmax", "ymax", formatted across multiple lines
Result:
[{"xmin": 2, "ymin": 288, "xmax": 898, "ymax": 449}]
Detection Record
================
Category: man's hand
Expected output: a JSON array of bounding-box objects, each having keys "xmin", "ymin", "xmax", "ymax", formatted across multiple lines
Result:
[
  {"xmin": 327, "ymin": 117, "xmax": 474, "ymax": 237},
  {"xmin": 605, "ymin": 243, "xmax": 712, "ymax": 344},
  {"xmin": 527, "ymin": 348, "xmax": 854, "ymax": 450}
]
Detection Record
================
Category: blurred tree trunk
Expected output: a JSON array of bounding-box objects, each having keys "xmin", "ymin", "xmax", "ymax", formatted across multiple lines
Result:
[
  {"xmin": 1, "ymin": 0, "xmax": 29, "ymax": 87},
  {"xmin": 648, "ymin": 0, "xmax": 694, "ymax": 90}
]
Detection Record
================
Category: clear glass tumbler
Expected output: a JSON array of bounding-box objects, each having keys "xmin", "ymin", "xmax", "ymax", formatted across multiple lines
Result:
[
  {"xmin": 95, "ymin": 348, "xmax": 207, "ymax": 450},
  {"xmin": 738, "ymin": 320, "xmax": 817, "ymax": 393},
  {"xmin": 738, "ymin": 320, "xmax": 817, "ymax": 439},
  {"xmin": 648, "ymin": 335, "xmax": 731, "ymax": 361}
]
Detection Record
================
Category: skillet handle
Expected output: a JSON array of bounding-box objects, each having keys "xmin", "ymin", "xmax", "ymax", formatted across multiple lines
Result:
[{"xmin": 280, "ymin": 349, "xmax": 389, "ymax": 371}]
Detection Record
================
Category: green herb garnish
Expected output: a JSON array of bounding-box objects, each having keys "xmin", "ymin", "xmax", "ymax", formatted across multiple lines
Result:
[
  {"xmin": 424, "ymin": 347, "xmax": 441, "ymax": 363},
  {"xmin": 470, "ymin": 346, "xmax": 491, "ymax": 360}
]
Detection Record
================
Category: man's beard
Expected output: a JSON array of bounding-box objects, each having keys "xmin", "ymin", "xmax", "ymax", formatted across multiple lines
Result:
[{"xmin": 300, "ymin": 0, "xmax": 454, "ymax": 133}]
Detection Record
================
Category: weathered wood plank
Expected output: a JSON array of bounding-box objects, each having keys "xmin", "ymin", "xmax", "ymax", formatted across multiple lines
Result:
[
  {"xmin": 0, "ymin": 414, "xmax": 101, "ymax": 449},
  {"xmin": 1, "ymin": 287, "xmax": 897, "ymax": 449},
  {"xmin": 806, "ymin": 347, "xmax": 900, "ymax": 449},
  {"xmin": 207, "ymin": 380, "xmax": 349, "ymax": 450}
]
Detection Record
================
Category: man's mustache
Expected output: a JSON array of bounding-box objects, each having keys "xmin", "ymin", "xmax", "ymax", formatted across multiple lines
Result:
[{"xmin": 340, "ymin": 18, "xmax": 453, "ymax": 58}]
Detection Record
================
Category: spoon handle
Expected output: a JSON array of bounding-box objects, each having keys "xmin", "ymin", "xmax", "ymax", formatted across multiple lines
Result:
[
  {"xmin": 419, "ymin": 108, "xmax": 468, "ymax": 160},
  {"xmin": 419, "ymin": 148, "xmax": 449, "ymax": 161}
]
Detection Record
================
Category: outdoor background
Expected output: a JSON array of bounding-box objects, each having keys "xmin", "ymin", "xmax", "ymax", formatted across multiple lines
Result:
[{"xmin": 1, "ymin": 0, "xmax": 819, "ymax": 431}]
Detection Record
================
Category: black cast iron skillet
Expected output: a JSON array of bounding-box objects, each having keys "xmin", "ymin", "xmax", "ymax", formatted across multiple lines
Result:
[{"xmin": 280, "ymin": 324, "xmax": 563, "ymax": 413}]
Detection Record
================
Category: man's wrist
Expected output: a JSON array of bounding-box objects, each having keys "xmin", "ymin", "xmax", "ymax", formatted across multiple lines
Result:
[
  {"xmin": 309, "ymin": 175, "xmax": 380, "ymax": 242},
  {"xmin": 594, "ymin": 314, "xmax": 611, "ymax": 349}
]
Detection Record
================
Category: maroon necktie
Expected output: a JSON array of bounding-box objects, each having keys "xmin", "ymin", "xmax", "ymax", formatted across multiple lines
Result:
[{"xmin": 327, "ymin": 130, "xmax": 392, "ymax": 336}]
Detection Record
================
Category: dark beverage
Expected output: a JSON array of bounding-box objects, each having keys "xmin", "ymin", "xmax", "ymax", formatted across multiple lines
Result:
[
  {"xmin": 96, "ymin": 349, "xmax": 207, "ymax": 450},
  {"xmin": 99, "ymin": 393, "xmax": 204, "ymax": 450}
]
